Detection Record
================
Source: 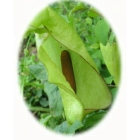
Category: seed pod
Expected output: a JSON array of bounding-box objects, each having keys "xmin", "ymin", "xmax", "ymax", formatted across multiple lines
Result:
[{"xmin": 61, "ymin": 50, "xmax": 76, "ymax": 93}]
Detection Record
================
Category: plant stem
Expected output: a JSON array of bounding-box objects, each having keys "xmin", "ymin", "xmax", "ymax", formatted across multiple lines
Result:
[
  {"xmin": 26, "ymin": 33, "xmax": 32, "ymax": 50},
  {"xmin": 28, "ymin": 106, "xmax": 50, "ymax": 112}
]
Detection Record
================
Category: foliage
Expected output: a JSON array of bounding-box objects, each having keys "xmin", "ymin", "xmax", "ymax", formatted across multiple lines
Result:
[
  {"xmin": 100, "ymin": 43, "xmax": 121, "ymax": 86},
  {"xmin": 18, "ymin": 0, "xmax": 120, "ymax": 135}
]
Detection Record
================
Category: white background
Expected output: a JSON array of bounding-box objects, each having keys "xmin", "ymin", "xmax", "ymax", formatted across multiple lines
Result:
[{"xmin": 1, "ymin": 0, "xmax": 136, "ymax": 139}]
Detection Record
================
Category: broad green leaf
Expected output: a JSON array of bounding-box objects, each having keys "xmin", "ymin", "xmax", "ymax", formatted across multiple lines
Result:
[
  {"xmin": 54, "ymin": 121, "xmax": 68, "ymax": 133},
  {"xmin": 80, "ymin": 111, "xmax": 106, "ymax": 131},
  {"xmin": 44, "ymin": 81, "xmax": 63, "ymax": 118},
  {"xmin": 39, "ymin": 97, "xmax": 49, "ymax": 107},
  {"xmin": 28, "ymin": 62, "xmax": 48, "ymax": 82},
  {"xmin": 100, "ymin": 43, "xmax": 121, "ymax": 86},
  {"xmin": 65, "ymin": 120, "xmax": 83, "ymax": 134},
  {"xmin": 94, "ymin": 19, "xmax": 110, "ymax": 45},
  {"xmin": 54, "ymin": 120, "xmax": 83, "ymax": 135},
  {"xmin": 26, "ymin": 7, "xmax": 112, "ymax": 124},
  {"xmin": 46, "ymin": 116, "xmax": 61, "ymax": 129}
]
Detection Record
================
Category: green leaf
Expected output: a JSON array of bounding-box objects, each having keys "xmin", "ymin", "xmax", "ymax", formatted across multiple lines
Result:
[
  {"xmin": 40, "ymin": 113, "xmax": 49, "ymax": 119},
  {"xmin": 36, "ymin": 89, "xmax": 42, "ymax": 98},
  {"xmin": 109, "ymin": 32, "xmax": 115, "ymax": 45},
  {"xmin": 26, "ymin": 7, "xmax": 112, "ymax": 124},
  {"xmin": 90, "ymin": 43, "xmax": 100, "ymax": 49},
  {"xmin": 40, "ymin": 115, "xmax": 52, "ymax": 125},
  {"xmin": 100, "ymin": 67, "xmax": 111, "ymax": 78},
  {"xmin": 111, "ymin": 87, "xmax": 118, "ymax": 100},
  {"xmin": 66, "ymin": 120, "xmax": 83, "ymax": 134},
  {"xmin": 91, "ymin": 49, "xmax": 105, "ymax": 64},
  {"xmin": 28, "ymin": 62, "xmax": 48, "ymax": 82},
  {"xmin": 81, "ymin": 111, "xmax": 106, "ymax": 131},
  {"xmin": 85, "ymin": 17, "xmax": 92, "ymax": 25},
  {"xmin": 104, "ymin": 76, "xmax": 114, "ymax": 84},
  {"xmin": 100, "ymin": 43, "xmax": 121, "ymax": 86},
  {"xmin": 94, "ymin": 19, "xmax": 110, "ymax": 45},
  {"xmin": 31, "ymin": 26, "xmax": 48, "ymax": 34},
  {"xmin": 44, "ymin": 81, "xmax": 63, "ymax": 117},
  {"xmin": 54, "ymin": 120, "xmax": 83, "ymax": 135},
  {"xmin": 54, "ymin": 121, "xmax": 68, "ymax": 133},
  {"xmin": 46, "ymin": 116, "xmax": 61, "ymax": 129},
  {"xmin": 93, "ymin": 58, "xmax": 102, "ymax": 71},
  {"xmin": 39, "ymin": 97, "xmax": 49, "ymax": 107}
]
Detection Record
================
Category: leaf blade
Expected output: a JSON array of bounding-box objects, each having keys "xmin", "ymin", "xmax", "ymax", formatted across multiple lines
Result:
[
  {"xmin": 100, "ymin": 43, "xmax": 121, "ymax": 86},
  {"xmin": 94, "ymin": 19, "xmax": 110, "ymax": 45}
]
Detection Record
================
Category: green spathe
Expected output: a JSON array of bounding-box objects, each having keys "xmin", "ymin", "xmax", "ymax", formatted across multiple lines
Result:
[
  {"xmin": 27, "ymin": 7, "xmax": 112, "ymax": 124},
  {"xmin": 100, "ymin": 43, "xmax": 121, "ymax": 86}
]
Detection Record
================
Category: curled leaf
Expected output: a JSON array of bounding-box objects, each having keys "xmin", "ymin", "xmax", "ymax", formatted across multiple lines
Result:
[{"xmin": 26, "ymin": 7, "xmax": 112, "ymax": 124}]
